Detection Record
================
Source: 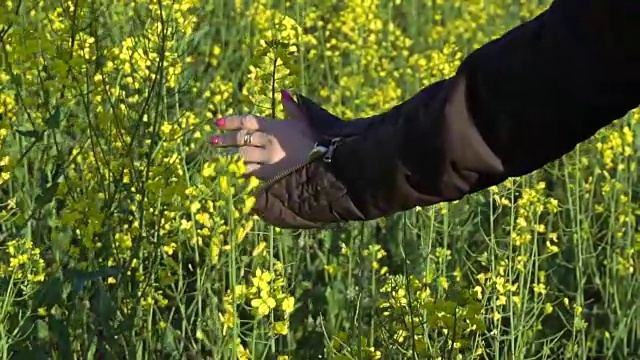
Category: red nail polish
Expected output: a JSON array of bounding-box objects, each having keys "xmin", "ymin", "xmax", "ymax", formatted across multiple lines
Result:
[
  {"xmin": 210, "ymin": 137, "xmax": 220, "ymax": 145},
  {"xmin": 280, "ymin": 89, "xmax": 294, "ymax": 103},
  {"xmin": 215, "ymin": 118, "xmax": 225, "ymax": 127}
]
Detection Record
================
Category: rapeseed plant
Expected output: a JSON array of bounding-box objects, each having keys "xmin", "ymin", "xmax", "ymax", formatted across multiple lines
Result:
[{"xmin": 0, "ymin": 0, "xmax": 638, "ymax": 359}]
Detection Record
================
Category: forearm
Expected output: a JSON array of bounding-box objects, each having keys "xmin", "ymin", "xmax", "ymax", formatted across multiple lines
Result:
[
  {"xmin": 252, "ymin": 0, "xmax": 640, "ymax": 228},
  {"xmin": 333, "ymin": 0, "xmax": 640, "ymax": 207},
  {"xmin": 458, "ymin": 0, "xmax": 640, "ymax": 180}
]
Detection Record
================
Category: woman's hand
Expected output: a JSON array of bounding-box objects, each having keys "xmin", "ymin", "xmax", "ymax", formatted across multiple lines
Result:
[
  {"xmin": 209, "ymin": 90, "xmax": 318, "ymax": 180},
  {"xmin": 207, "ymin": 89, "xmax": 392, "ymax": 228}
]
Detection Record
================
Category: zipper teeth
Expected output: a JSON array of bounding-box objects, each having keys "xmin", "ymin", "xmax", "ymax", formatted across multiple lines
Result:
[
  {"xmin": 253, "ymin": 152, "xmax": 324, "ymax": 195},
  {"xmin": 252, "ymin": 136, "xmax": 349, "ymax": 196}
]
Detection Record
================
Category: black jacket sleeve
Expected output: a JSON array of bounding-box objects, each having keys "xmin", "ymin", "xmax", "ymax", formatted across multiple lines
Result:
[{"xmin": 251, "ymin": 0, "xmax": 640, "ymax": 229}]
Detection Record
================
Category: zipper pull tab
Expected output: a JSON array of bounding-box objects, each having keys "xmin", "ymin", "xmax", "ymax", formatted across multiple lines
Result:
[
  {"xmin": 308, "ymin": 143, "xmax": 328, "ymax": 159},
  {"xmin": 323, "ymin": 137, "xmax": 342, "ymax": 163}
]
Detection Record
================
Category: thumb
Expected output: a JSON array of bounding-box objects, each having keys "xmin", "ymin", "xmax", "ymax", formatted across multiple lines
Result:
[
  {"xmin": 292, "ymin": 92, "xmax": 372, "ymax": 137},
  {"xmin": 280, "ymin": 89, "xmax": 307, "ymax": 123}
]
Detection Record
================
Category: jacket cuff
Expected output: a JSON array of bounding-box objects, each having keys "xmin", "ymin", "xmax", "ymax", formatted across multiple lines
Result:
[{"xmin": 251, "ymin": 75, "xmax": 503, "ymax": 228}]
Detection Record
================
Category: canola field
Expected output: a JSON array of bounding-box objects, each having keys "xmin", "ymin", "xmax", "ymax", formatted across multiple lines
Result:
[{"xmin": 0, "ymin": 0, "xmax": 639, "ymax": 359}]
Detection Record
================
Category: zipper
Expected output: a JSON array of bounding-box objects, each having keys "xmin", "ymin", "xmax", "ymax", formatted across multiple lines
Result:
[
  {"xmin": 253, "ymin": 137, "xmax": 344, "ymax": 194},
  {"xmin": 321, "ymin": 137, "xmax": 342, "ymax": 163}
]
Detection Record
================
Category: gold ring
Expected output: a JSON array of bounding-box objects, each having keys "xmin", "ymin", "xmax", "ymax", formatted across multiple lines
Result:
[{"xmin": 242, "ymin": 132, "xmax": 254, "ymax": 146}]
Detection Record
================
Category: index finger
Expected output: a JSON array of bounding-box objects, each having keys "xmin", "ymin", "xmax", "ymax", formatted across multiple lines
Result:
[{"xmin": 215, "ymin": 115, "xmax": 269, "ymax": 131}]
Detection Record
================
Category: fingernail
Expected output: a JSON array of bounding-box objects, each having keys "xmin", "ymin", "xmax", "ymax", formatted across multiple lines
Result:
[
  {"xmin": 280, "ymin": 89, "xmax": 294, "ymax": 103},
  {"xmin": 215, "ymin": 118, "xmax": 225, "ymax": 127},
  {"xmin": 210, "ymin": 137, "xmax": 220, "ymax": 145}
]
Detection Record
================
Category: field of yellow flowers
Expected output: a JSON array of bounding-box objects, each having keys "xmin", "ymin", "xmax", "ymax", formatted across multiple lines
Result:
[{"xmin": 1, "ymin": 0, "xmax": 639, "ymax": 359}]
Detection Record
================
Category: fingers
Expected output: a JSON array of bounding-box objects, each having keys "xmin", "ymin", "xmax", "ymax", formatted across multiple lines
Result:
[
  {"xmin": 211, "ymin": 129, "xmax": 272, "ymax": 148},
  {"xmin": 215, "ymin": 114, "xmax": 268, "ymax": 131},
  {"xmin": 244, "ymin": 163, "xmax": 261, "ymax": 175},
  {"xmin": 210, "ymin": 115, "xmax": 274, "ymax": 175},
  {"xmin": 213, "ymin": 147, "xmax": 269, "ymax": 166},
  {"xmin": 210, "ymin": 132, "xmax": 271, "ymax": 164},
  {"xmin": 238, "ymin": 146, "xmax": 270, "ymax": 164}
]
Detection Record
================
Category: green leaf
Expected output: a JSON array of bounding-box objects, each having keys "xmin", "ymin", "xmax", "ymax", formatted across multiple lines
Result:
[
  {"xmin": 16, "ymin": 129, "xmax": 43, "ymax": 140},
  {"xmin": 35, "ymin": 319, "xmax": 49, "ymax": 341},
  {"xmin": 45, "ymin": 106, "xmax": 61, "ymax": 130},
  {"xmin": 634, "ymin": 123, "xmax": 640, "ymax": 150},
  {"xmin": 35, "ymin": 182, "xmax": 59, "ymax": 209},
  {"xmin": 162, "ymin": 326, "xmax": 178, "ymax": 353},
  {"xmin": 34, "ymin": 271, "xmax": 64, "ymax": 308},
  {"xmin": 90, "ymin": 284, "xmax": 116, "ymax": 321},
  {"xmin": 49, "ymin": 318, "xmax": 72, "ymax": 359},
  {"xmin": 71, "ymin": 267, "xmax": 124, "ymax": 293}
]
